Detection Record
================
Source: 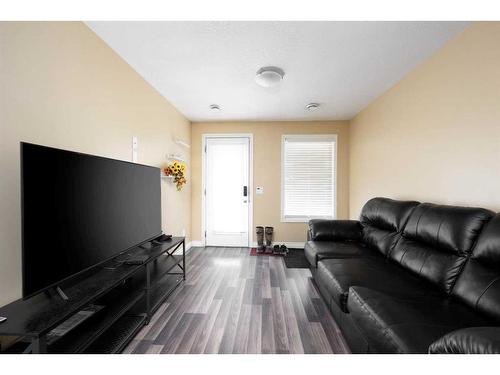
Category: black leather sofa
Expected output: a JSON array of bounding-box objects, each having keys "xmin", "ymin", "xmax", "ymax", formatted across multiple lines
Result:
[{"xmin": 305, "ymin": 197, "xmax": 500, "ymax": 353}]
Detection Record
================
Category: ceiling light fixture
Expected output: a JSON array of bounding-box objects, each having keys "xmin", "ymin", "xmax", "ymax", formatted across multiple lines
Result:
[
  {"xmin": 209, "ymin": 104, "xmax": 221, "ymax": 111},
  {"xmin": 255, "ymin": 66, "xmax": 285, "ymax": 88},
  {"xmin": 306, "ymin": 103, "xmax": 320, "ymax": 111}
]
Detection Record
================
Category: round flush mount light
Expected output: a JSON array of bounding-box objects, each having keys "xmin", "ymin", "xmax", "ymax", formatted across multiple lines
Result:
[
  {"xmin": 209, "ymin": 104, "xmax": 221, "ymax": 111},
  {"xmin": 306, "ymin": 103, "xmax": 320, "ymax": 111},
  {"xmin": 255, "ymin": 66, "xmax": 285, "ymax": 88}
]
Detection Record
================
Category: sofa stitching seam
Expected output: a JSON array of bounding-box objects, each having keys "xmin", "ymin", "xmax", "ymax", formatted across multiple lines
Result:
[
  {"xmin": 400, "ymin": 203, "xmax": 419, "ymax": 232},
  {"xmin": 387, "ymin": 231, "xmax": 403, "ymax": 259},
  {"xmin": 350, "ymin": 290, "xmax": 403, "ymax": 353},
  {"xmin": 417, "ymin": 250, "xmax": 429, "ymax": 277},
  {"xmin": 399, "ymin": 240, "xmax": 411, "ymax": 264},
  {"xmin": 448, "ymin": 255, "xmax": 469, "ymax": 295},
  {"xmin": 475, "ymin": 275, "xmax": 500, "ymax": 311},
  {"xmin": 435, "ymin": 215, "xmax": 444, "ymax": 249},
  {"xmin": 414, "ymin": 206, "xmax": 427, "ymax": 239}
]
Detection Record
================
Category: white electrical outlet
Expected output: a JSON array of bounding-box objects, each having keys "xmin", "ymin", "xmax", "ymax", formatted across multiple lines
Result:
[
  {"xmin": 132, "ymin": 136, "xmax": 138, "ymax": 163},
  {"xmin": 182, "ymin": 229, "xmax": 186, "ymax": 237}
]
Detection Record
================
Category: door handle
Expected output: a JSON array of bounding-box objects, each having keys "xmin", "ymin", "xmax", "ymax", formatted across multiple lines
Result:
[{"xmin": 243, "ymin": 186, "xmax": 248, "ymax": 197}]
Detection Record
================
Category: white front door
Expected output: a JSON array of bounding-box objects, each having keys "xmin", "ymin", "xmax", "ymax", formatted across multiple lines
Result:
[{"xmin": 205, "ymin": 136, "xmax": 250, "ymax": 247}]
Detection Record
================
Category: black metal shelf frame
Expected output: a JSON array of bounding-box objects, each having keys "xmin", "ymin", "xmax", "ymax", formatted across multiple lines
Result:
[
  {"xmin": 144, "ymin": 241, "xmax": 185, "ymax": 321},
  {"xmin": 84, "ymin": 314, "xmax": 148, "ymax": 354},
  {"xmin": 0, "ymin": 237, "xmax": 186, "ymax": 354},
  {"xmin": 48, "ymin": 288, "xmax": 146, "ymax": 353}
]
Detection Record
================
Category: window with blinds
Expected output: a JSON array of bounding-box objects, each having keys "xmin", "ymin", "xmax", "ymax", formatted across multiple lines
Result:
[{"xmin": 281, "ymin": 135, "xmax": 336, "ymax": 222}]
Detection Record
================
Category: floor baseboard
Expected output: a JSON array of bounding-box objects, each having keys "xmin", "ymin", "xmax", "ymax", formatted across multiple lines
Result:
[
  {"xmin": 250, "ymin": 241, "xmax": 305, "ymax": 249},
  {"xmin": 188, "ymin": 241, "xmax": 305, "ymax": 249}
]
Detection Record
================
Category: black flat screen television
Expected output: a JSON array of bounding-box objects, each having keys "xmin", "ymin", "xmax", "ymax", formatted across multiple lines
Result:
[{"xmin": 21, "ymin": 142, "xmax": 162, "ymax": 299}]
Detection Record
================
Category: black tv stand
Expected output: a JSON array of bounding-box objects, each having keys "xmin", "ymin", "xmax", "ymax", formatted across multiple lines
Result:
[{"xmin": 0, "ymin": 237, "xmax": 185, "ymax": 354}]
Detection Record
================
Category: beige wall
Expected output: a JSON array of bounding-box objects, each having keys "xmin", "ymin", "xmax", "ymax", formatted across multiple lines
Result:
[
  {"xmin": 191, "ymin": 121, "xmax": 349, "ymax": 243},
  {"xmin": 5, "ymin": 20, "xmax": 499, "ymax": 306},
  {"xmin": 349, "ymin": 22, "xmax": 500, "ymax": 218},
  {"xmin": 0, "ymin": 22, "xmax": 191, "ymax": 307}
]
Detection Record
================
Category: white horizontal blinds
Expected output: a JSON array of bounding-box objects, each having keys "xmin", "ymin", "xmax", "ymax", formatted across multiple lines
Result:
[{"xmin": 283, "ymin": 136, "xmax": 336, "ymax": 220}]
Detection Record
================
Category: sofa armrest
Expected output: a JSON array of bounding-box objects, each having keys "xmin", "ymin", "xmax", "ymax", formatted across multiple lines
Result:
[
  {"xmin": 429, "ymin": 327, "xmax": 500, "ymax": 354},
  {"xmin": 308, "ymin": 219, "xmax": 362, "ymax": 242}
]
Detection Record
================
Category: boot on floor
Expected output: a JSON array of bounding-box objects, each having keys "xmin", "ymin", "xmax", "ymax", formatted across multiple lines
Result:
[
  {"xmin": 265, "ymin": 226, "xmax": 274, "ymax": 252},
  {"xmin": 256, "ymin": 226, "xmax": 265, "ymax": 252}
]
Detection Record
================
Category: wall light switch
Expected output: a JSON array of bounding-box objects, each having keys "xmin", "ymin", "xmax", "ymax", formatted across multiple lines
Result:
[{"xmin": 256, "ymin": 186, "xmax": 264, "ymax": 195}]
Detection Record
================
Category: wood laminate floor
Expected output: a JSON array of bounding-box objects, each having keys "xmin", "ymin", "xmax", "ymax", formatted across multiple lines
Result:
[{"xmin": 123, "ymin": 247, "xmax": 350, "ymax": 354}]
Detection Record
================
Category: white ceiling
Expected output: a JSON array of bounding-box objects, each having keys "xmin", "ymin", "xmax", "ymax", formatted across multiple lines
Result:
[{"xmin": 86, "ymin": 21, "xmax": 469, "ymax": 122}]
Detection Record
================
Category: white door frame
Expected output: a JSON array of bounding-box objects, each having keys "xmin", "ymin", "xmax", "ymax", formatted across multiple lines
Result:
[{"xmin": 201, "ymin": 133, "xmax": 254, "ymax": 247}]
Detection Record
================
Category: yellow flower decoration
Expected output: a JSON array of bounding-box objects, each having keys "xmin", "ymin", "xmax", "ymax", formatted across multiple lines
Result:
[{"xmin": 163, "ymin": 161, "xmax": 187, "ymax": 191}]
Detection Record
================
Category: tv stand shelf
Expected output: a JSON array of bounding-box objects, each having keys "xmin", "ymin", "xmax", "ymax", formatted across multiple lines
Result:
[{"xmin": 0, "ymin": 237, "xmax": 185, "ymax": 354}]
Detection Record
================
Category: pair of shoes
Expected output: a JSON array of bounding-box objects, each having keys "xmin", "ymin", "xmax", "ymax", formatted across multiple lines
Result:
[
  {"xmin": 281, "ymin": 244, "xmax": 288, "ymax": 255},
  {"xmin": 273, "ymin": 245, "xmax": 280, "ymax": 254},
  {"xmin": 273, "ymin": 244, "xmax": 288, "ymax": 255}
]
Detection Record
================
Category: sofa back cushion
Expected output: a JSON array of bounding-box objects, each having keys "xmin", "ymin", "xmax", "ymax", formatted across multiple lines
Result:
[
  {"xmin": 359, "ymin": 197, "xmax": 419, "ymax": 256},
  {"xmin": 308, "ymin": 219, "xmax": 362, "ymax": 241},
  {"xmin": 390, "ymin": 203, "xmax": 493, "ymax": 294},
  {"xmin": 452, "ymin": 214, "xmax": 500, "ymax": 322}
]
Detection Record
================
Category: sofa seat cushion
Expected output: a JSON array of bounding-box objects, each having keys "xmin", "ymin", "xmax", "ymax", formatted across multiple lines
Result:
[
  {"xmin": 347, "ymin": 287, "xmax": 489, "ymax": 353},
  {"xmin": 304, "ymin": 240, "xmax": 367, "ymax": 267},
  {"xmin": 315, "ymin": 257, "xmax": 436, "ymax": 312},
  {"xmin": 428, "ymin": 327, "xmax": 500, "ymax": 354}
]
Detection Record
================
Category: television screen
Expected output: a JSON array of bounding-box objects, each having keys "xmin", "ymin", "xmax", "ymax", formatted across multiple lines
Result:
[{"xmin": 21, "ymin": 142, "xmax": 162, "ymax": 298}]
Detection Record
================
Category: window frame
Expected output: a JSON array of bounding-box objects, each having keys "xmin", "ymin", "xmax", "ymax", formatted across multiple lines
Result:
[{"xmin": 280, "ymin": 134, "xmax": 337, "ymax": 223}]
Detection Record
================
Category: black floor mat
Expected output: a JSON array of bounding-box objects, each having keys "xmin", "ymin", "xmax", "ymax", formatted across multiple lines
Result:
[{"xmin": 283, "ymin": 248, "xmax": 309, "ymax": 269}]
